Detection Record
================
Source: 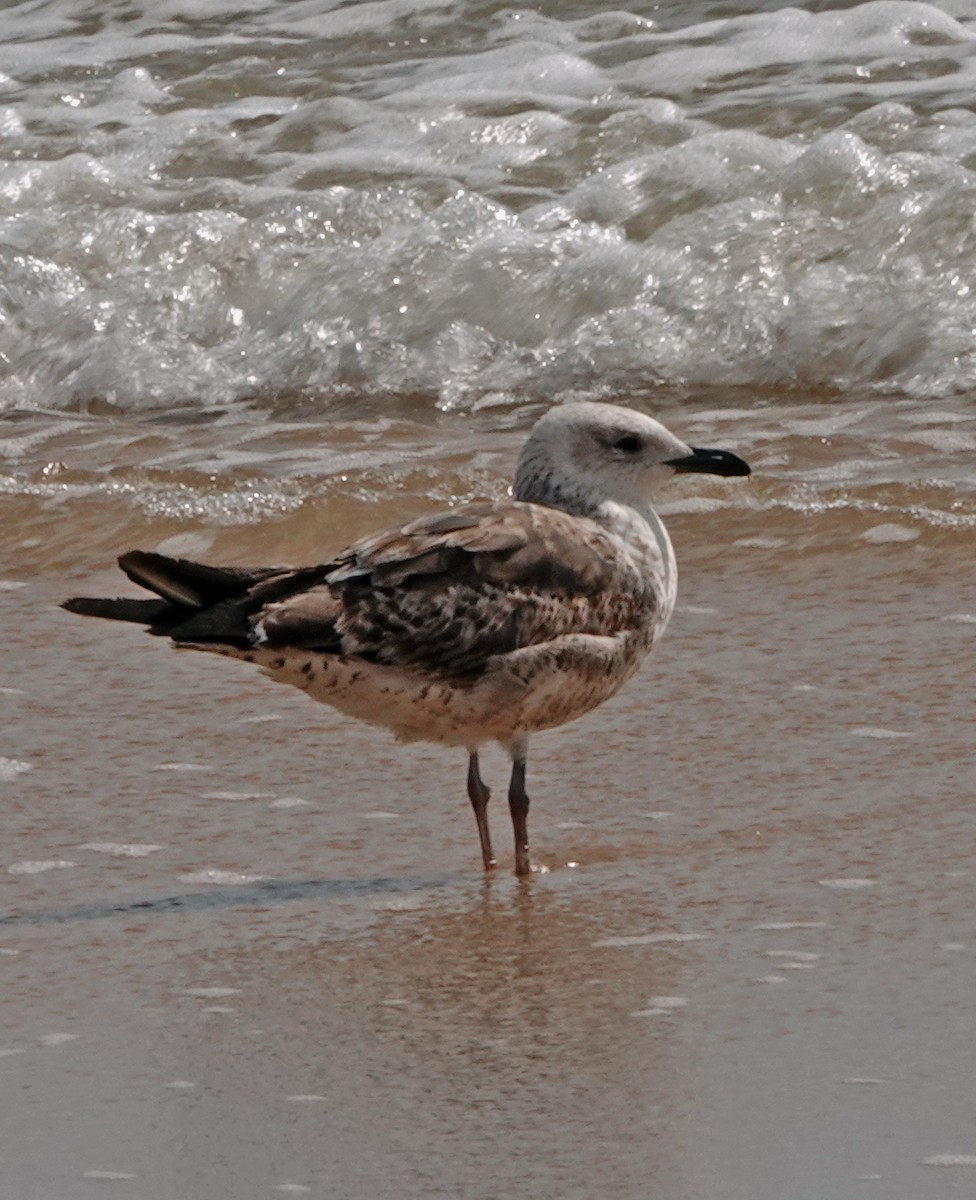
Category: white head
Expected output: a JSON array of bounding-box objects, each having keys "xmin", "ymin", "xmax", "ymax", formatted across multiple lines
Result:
[{"xmin": 514, "ymin": 401, "xmax": 750, "ymax": 515}]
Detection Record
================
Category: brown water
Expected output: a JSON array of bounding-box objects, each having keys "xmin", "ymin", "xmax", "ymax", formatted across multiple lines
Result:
[{"xmin": 2, "ymin": 396, "xmax": 975, "ymax": 1199}]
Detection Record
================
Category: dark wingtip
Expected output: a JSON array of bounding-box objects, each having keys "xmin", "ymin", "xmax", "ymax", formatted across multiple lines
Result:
[{"xmin": 667, "ymin": 447, "xmax": 751, "ymax": 477}]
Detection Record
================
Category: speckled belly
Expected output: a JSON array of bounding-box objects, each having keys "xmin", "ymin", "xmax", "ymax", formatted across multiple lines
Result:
[{"xmin": 198, "ymin": 629, "xmax": 655, "ymax": 748}]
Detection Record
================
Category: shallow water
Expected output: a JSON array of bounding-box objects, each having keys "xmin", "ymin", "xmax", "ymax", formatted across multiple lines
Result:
[
  {"xmin": 2, "ymin": 1, "xmax": 976, "ymax": 1198},
  {"xmin": 4, "ymin": 405, "xmax": 976, "ymax": 1198}
]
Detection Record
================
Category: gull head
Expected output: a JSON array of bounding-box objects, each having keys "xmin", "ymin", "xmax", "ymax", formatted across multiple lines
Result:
[{"xmin": 514, "ymin": 401, "xmax": 750, "ymax": 515}]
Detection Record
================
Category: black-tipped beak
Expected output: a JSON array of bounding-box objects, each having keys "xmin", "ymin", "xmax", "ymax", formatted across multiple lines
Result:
[{"xmin": 666, "ymin": 447, "xmax": 751, "ymax": 477}]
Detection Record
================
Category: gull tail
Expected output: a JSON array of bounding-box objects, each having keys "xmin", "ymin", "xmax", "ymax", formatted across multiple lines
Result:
[
  {"xmin": 62, "ymin": 595, "xmax": 172, "ymax": 624},
  {"xmin": 62, "ymin": 550, "xmax": 281, "ymax": 641},
  {"xmin": 63, "ymin": 550, "xmax": 331, "ymax": 647}
]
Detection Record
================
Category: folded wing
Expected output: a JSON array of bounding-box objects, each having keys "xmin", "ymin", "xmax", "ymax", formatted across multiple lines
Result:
[
  {"xmin": 65, "ymin": 501, "xmax": 657, "ymax": 678},
  {"xmin": 257, "ymin": 501, "xmax": 656, "ymax": 676}
]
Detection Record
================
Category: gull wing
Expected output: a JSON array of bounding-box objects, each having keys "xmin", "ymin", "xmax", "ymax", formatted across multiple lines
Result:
[
  {"xmin": 255, "ymin": 500, "xmax": 655, "ymax": 676},
  {"xmin": 65, "ymin": 502, "xmax": 658, "ymax": 675}
]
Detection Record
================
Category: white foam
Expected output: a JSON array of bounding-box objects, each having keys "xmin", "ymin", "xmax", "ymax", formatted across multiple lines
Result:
[
  {"xmin": 0, "ymin": 757, "xmax": 32, "ymax": 780},
  {"xmin": 755, "ymin": 921, "xmax": 827, "ymax": 931},
  {"xmin": 79, "ymin": 842, "xmax": 161, "ymax": 857},
  {"xmin": 39, "ymin": 1032, "xmax": 78, "ymax": 1046},
  {"xmin": 202, "ymin": 791, "xmax": 266, "ymax": 801},
  {"xmin": 593, "ymin": 932, "xmax": 706, "ymax": 947},
  {"xmin": 372, "ymin": 896, "xmax": 429, "ymax": 913},
  {"xmin": 850, "ymin": 727, "xmax": 913, "ymax": 739},
  {"xmin": 861, "ymin": 522, "xmax": 919, "ymax": 543},
  {"xmin": 8, "ymin": 859, "xmax": 76, "ymax": 874},
  {"xmin": 177, "ymin": 869, "xmax": 265, "ymax": 885},
  {"xmin": 733, "ymin": 536, "xmax": 788, "ymax": 550},
  {"xmin": 2, "ymin": 7, "xmax": 976, "ymax": 412}
]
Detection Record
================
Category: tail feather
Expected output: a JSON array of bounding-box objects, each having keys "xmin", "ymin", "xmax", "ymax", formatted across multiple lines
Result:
[
  {"xmin": 62, "ymin": 551, "xmax": 325, "ymax": 646},
  {"xmin": 61, "ymin": 596, "xmax": 172, "ymax": 624},
  {"xmin": 118, "ymin": 550, "xmax": 279, "ymax": 608}
]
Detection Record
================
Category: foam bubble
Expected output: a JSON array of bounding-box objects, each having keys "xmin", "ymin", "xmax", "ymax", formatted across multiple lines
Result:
[
  {"xmin": 861, "ymin": 522, "xmax": 919, "ymax": 543},
  {"xmin": 177, "ymin": 869, "xmax": 265, "ymax": 885},
  {"xmin": 79, "ymin": 842, "xmax": 161, "ymax": 857},
  {"xmin": 850, "ymin": 726, "xmax": 913, "ymax": 739},
  {"xmin": 754, "ymin": 921, "xmax": 827, "ymax": 930},
  {"xmin": 0, "ymin": 757, "xmax": 32, "ymax": 780},
  {"xmin": 593, "ymin": 932, "xmax": 706, "ymax": 947},
  {"xmin": 8, "ymin": 859, "xmax": 76, "ymax": 874},
  {"xmin": 39, "ymin": 1032, "xmax": 78, "ymax": 1046}
]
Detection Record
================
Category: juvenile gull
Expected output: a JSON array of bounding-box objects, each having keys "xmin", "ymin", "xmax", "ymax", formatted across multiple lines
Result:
[{"xmin": 63, "ymin": 402, "xmax": 750, "ymax": 875}]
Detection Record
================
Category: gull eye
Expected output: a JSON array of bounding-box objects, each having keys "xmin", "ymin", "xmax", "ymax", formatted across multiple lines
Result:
[{"xmin": 613, "ymin": 434, "xmax": 642, "ymax": 454}]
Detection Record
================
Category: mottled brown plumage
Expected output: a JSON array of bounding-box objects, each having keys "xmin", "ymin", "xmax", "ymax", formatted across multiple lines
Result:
[
  {"xmin": 254, "ymin": 501, "xmax": 657, "ymax": 679},
  {"xmin": 64, "ymin": 402, "xmax": 750, "ymax": 875}
]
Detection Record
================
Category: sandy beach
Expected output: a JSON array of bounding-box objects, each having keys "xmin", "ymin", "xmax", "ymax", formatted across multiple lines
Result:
[{"xmin": 3, "ymin": 400, "xmax": 975, "ymax": 1199}]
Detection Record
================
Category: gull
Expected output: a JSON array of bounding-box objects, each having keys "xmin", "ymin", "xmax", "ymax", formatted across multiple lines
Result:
[{"xmin": 64, "ymin": 402, "xmax": 750, "ymax": 876}]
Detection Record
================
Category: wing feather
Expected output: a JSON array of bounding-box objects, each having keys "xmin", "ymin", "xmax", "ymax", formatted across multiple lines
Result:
[
  {"xmin": 252, "ymin": 500, "xmax": 655, "ymax": 676},
  {"xmin": 68, "ymin": 501, "xmax": 655, "ymax": 674}
]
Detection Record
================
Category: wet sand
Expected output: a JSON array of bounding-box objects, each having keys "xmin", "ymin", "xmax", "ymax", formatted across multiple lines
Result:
[{"xmin": 2, "ymin": 404, "xmax": 976, "ymax": 1199}]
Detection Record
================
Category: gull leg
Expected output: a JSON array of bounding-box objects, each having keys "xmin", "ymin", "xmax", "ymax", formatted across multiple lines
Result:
[
  {"xmin": 467, "ymin": 750, "xmax": 496, "ymax": 870},
  {"xmin": 507, "ymin": 745, "xmax": 531, "ymax": 877}
]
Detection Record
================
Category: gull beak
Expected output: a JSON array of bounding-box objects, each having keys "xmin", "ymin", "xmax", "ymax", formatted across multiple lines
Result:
[{"xmin": 666, "ymin": 447, "xmax": 751, "ymax": 477}]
